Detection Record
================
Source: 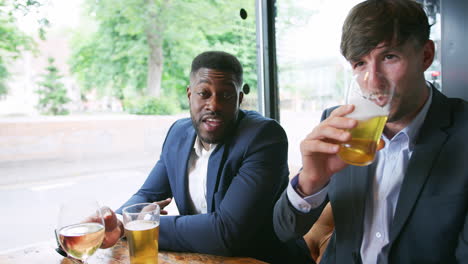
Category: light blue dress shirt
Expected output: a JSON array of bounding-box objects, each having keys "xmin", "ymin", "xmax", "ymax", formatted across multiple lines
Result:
[{"xmin": 287, "ymin": 85, "xmax": 433, "ymax": 263}]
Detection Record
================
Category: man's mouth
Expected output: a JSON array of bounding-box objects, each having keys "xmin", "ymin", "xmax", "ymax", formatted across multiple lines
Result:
[{"xmin": 202, "ymin": 116, "xmax": 224, "ymax": 131}]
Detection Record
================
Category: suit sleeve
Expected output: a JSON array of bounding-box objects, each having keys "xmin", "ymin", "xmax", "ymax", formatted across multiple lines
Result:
[
  {"xmin": 115, "ymin": 124, "xmax": 174, "ymax": 214},
  {"xmin": 158, "ymin": 121, "xmax": 289, "ymax": 256},
  {"xmin": 456, "ymin": 209, "xmax": 468, "ymax": 263},
  {"xmin": 273, "ymin": 189, "xmax": 328, "ymax": 242},
  {"xmin": 273, "ymin": 107, "xmax": 335, "ymax": 242}
]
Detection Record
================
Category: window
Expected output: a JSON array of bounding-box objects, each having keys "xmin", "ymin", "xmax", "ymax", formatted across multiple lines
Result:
[
  {"xmin": 0, "ymin": 0, "xmax": 257, "ymax": 251},
  {"xmin": 275, "ymin": 0, "xmax": 363, "ymax": 172},
  {"xmin": 274, "ymin": 0, "xmax": 441, "ymax": 173}
]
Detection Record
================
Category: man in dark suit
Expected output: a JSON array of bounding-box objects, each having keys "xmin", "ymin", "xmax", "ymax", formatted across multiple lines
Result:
[
  {"xmin": 101, "ymin": 51, "xmax": 310, "ymax": 263},
  {"xmin": 273, "ymin": 1, "xmax": 468, "ymax": 263}
]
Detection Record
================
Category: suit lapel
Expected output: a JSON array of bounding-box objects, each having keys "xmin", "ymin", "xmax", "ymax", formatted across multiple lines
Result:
[
  {"xmin": 333, "ymin": 164, "xmax": 370, "ymax": 263},
  {"xmin": 176, "ymin": 128, "xmax": 196, "ymax": 215},
  {"xmin": 349, "ymin": 165, "xmax": 371, "ymax": 252},
  {"xmin": 389, "ymin": 88, "xmax": 450, "ymax": 243},
  {"xmin": 204, "ymin": 111, "xmax": 243, "ymax": 213},
  {"xmin": 206, "ymin": 144, "xmax": 226, "ymax": 212}
]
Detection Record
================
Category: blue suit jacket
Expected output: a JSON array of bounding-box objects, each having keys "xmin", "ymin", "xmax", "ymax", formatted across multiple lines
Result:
[
  {"xmin": 117, "ymin": 110, "xmax": 309, "ymax": 263},
  {"xmin": 274, "ymin": 87, "xmax": 468, "ymax": 264}
]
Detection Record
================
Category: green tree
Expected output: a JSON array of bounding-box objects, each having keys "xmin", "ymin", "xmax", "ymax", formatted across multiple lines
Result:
[
  {"xmin": 0, "ymin": 0, "xmax": 47, "ymax": 96},
  {"xmin": 70, "ymin": 0, "xmax": 257, "ymax": 105},
  {"xmin": 36, "ymin": 57, "xmax": 70, "ymax": 115}
]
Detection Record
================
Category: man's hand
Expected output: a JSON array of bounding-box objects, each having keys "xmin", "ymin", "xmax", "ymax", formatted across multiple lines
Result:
[
  {"xmin": 298, "ymin": 105, "xmax": 357, "ymax": 196},
  {"xmin": 154, "ymin": 198, "xmax": 172, "ymax": 215},
  {"xmin": 100, "ymin": 207, "xmax": 123, "ymax": 249},
  {"xmin": 297, "ymin": 105, "xmax": 386, "ymax": 196},
  {"xmin": 98, "ymin": 198, "xmax": 173, "ymax": 249},
  {"xmin": 99, "ymin": 198, "xmax": 172, "ymax": 249}
]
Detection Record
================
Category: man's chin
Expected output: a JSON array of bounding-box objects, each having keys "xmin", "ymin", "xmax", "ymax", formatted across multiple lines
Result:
[{"xmin": 199, "ymin": 133, "xmax": 224, "ymax": 145}]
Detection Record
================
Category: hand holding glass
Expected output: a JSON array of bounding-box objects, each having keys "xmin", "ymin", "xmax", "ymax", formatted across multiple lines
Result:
[
  {"xmin": 123, "ymin": 203, "xmax": 160, "ymax": 264},
  {"xmin": 338, "ymin": 71, "xmax": 394, "ymax": 166},
  {"xmin": 57, "ymin": 200, "xmax": 105, "ymax": 263}
]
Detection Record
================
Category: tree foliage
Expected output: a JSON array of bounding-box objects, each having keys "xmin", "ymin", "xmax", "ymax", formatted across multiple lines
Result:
[
  {"xmin": 36, "ymin": 57, "xmax": 70, "ymax": 115},
  {"xmin": 0, "ymin": 0, "xmax": 47, "ymax": 96},
  {"xmin": 69, "ymin": 0, "xmax": 257, "ymax": 107}
]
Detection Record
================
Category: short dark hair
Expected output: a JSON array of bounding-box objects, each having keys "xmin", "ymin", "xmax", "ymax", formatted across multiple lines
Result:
[
  {"xmin": 340, "ymin": 0, "xmax": 430, "ymax": 62},
  {"xmin": 190, "ymin": 51, "xmax": 243, "ymax": 88}
]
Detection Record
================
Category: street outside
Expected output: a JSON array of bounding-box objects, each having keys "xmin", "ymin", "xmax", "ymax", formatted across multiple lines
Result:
[{"xmin": 0, "ymin": 110, "xmax": 320, "ymax": 253}]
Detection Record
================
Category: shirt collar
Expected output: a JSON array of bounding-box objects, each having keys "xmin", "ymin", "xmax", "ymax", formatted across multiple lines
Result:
[
  {"xmin": 384, "ymin": 83, "xmax": 433, "ymax": 150},
  {"xmin": 193, "ymin": 136, "xmax": 217, "ymax": 157}
]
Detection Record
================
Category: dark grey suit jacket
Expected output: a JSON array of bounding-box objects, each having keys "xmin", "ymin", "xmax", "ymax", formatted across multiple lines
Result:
[{"xmin": 274, "ymin": 87, "xmax": 468, "ymax": 264}]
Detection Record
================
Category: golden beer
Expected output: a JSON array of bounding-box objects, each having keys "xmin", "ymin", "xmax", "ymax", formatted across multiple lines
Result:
[
  {"xmin": 338, "ymin": 115, "xmax": 387, "ymax": 166},
  {"xmin": 125, "ymin": 220, "xmax": 159, "ymax": 264}
]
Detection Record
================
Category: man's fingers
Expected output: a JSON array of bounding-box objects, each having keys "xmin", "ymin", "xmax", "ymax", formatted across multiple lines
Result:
[
  {"xmin": 100, "ymin": 225, "xmax": 122, "ymax": 249},
  {"xmin": 154, "ymin": 198, "xmax": 172, "ymax": 209},
  {"xmin": 160, "ymin": 210, "xmax": 168, "ymax": 215},
  {"xmin": 101, "ymin": 206, "xmax": 118, "ymax": 232},
  {"xmin": 329, "ymin": 104, "xmax": 355, "ymax": 118},
  {"xmin": 301, "ymin": 138, "xmax": 340, "ymax": 155},
  {"xmin": 377, "ymin": 138, "xmax": 385, "ymax": 151},
  {"xmin": 307, "ymin": 125, "xmax": 352, "ymax": 145},
  {"xmin": 325, "ymin": 116, "xmax": 358, "ymax": 130}
]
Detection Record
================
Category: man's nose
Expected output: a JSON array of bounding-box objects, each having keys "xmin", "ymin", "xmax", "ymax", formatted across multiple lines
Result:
[
  {"xmin": 205, "ymin": 94, "xmax": 222, "ymax": 112},
  {"xmin": 366, "ymin": 68, "xmax": 384, "ymax": 89}
]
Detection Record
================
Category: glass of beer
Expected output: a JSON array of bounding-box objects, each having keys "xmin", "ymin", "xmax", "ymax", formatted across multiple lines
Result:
[
  {"xmin": 57, "ymin": 199, "xmax": 105, "ymax": 264},
  {"xmin": 123, "ymin": 203, "xmax": 160, "ymax": 264},
  {"xmin": 338, "ymin": 71, "xmax": 395, "ymax": 166}
]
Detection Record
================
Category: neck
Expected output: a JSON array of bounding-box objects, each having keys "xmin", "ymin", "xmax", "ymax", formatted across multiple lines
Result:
[
  {"xmin": 384, "ymin": 86, "xmax": 430, "ymax": 139},
  {"xmin": 200, "ymin": 140, "xmax": 211, "ymax": 151}
]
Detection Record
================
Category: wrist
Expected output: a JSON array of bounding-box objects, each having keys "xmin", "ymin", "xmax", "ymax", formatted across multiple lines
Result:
[
  {"xmin": 298, "ymin": 171, "xmax": 325, "ymax": 196},
  {"xmin": 118, "ymin": 220, "xmax": 125, "ymax": 238},
  {"xmin": 295, "ymin": 184, "xmax": 310, "ymax": 197},
  {"xmin": 115, "ymin": 214, "xmax": 125, "ymax": 238}
]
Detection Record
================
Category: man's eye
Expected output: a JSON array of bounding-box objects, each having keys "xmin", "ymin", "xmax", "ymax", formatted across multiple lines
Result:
[
  {"xmin": 222, "ymin": 92, "xmax": 235, "ymax": 100},
  {"xmin": 384, "ymin": 54, "xmax": 397, "ymax": 60},
  {"xmin": 353, "ymin": 61, "xmax": 364, "ymax": 69},
  {"xmin": 196, "ymin": 92, "xmax": 209, "ymax": 98}
]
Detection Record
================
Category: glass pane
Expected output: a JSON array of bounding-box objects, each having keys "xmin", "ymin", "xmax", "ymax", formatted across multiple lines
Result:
[
  {"xmin": 276, "ymin": 0, "xmax": 364, "ymax": 172},
  {"xmin": 275, "ymin": 0, "xmax": 441, "ymax": 172},
  {"xmin": 422, "ymin": 0, "xmax": 442, "ymax": 90},
  {"xmin": 0, "ymin": 0, "xmax": 256, "ymax": 251}
]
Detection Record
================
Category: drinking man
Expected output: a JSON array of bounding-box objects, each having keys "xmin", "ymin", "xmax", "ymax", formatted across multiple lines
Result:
[{"xmin": 273, "ymin": 1, "xmax": 468, "ymax": 263}]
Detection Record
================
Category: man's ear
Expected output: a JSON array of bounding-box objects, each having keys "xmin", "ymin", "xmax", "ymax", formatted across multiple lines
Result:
[
  {"xmin": 422, "ymin": 40, "xmax": 435, "ymax": 71},
  {"xmin": 186, "ymin": 85, "xmax": 191, "ymax": 100},
  {"xmin": 238, "ymin": 91, "xmax": 244, "ymax": 105}
]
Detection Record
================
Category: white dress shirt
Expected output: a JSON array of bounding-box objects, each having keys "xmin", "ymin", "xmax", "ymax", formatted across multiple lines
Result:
[
  {"xmin": 116, "ymin": 137, "xmax": 216, "ymax": 226},
  {"xmin": 360, "ymin": 86, "xmax": 432, "ymax": 264},
  {"xmin": 186, "ymin": 137, "xmax": 216, "ymax": 214},
  {"xmin": 288, "ymin": 85, "xmax": 433, "ymax": 263}
]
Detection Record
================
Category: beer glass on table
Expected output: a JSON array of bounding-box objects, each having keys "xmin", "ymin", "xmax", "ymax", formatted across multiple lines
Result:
[
  {"xmin": 57, "ymin": 200, "xmax": 105, "ymax": 264},
  {"xmin": 123, "ymin": 203, "xmax": 160, "ymax": 264},
  {"xmin": 338, "ymin": 71, "xmax": 395, "ymax": 166}
]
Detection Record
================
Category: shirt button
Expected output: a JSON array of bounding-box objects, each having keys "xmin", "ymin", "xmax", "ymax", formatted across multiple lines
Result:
[{"xmin": 376, "ymin": 232, "xmax": 382, "ymax": 238}]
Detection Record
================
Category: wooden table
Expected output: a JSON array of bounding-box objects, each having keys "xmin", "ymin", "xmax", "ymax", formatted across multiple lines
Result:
[{"xmin": 0, "ymin": 239, "xmax": 267, "ymax": 264}]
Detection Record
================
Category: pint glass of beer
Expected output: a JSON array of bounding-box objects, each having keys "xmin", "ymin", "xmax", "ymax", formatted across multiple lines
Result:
[
  {"xmin": 338, "ymin": 71, "xmax": 394, "ymax": 166},
  {"xmin": 123, "ymin": 203, "xmax": 160, "ymax": 264}
]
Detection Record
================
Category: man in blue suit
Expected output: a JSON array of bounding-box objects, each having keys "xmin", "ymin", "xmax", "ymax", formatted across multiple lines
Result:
[
  {"xmin": 102, "ymin": 51, "xmax": 310, "ymax": 263},
  {"xmin": 274, "ymin": 1, "xmax": 468, "ymax": 263}
]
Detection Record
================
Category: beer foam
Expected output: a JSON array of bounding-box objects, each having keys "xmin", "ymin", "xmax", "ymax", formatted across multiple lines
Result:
[
  {"xmin": 346, "ymin": 96, "xmax": 389, "ymax": 120},
  {"xmin": 125, "ymin": 220, "xmax": 159, "ymax": 231}
]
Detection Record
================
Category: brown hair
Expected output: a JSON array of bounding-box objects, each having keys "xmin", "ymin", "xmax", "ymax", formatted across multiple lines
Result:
[{"xmin": 340, "ymin": 0, "xmax": 430, "ymax": 62}]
